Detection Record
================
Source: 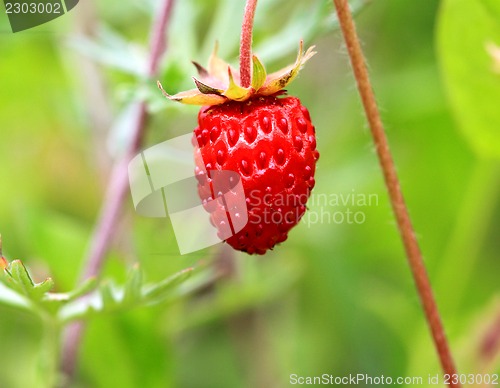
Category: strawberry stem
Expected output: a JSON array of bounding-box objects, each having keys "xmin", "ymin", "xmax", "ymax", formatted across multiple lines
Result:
[
  {"xmin": 239, "ymin": 0, "xmax": 258, "ymax": 88},
  {"xmin": 332, "ymin": 0, "xmax": 461, "ymax": 384}
]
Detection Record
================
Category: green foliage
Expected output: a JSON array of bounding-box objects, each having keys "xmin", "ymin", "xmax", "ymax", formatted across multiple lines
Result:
[
  {"xmin": 0, "ymin": 257, "xmax": 202, "ymax": 323},
  {"xmin": 437, "ymin": 0, "xmax": 500, "ymax": 158}
]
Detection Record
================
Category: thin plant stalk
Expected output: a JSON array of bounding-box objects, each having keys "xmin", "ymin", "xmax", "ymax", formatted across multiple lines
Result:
[
  {"xmin": 60, "ymin": 0, "xmax": 176, "ymax": 380},
  {"xmin": 331, "ymin": 0, "xmax": 460, "ymax": 384}
]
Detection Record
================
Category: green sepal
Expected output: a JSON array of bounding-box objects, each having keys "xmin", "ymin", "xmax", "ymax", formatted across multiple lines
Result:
[
  {"xmin": 259, "ymin": 41, "xmax": 316, "ymax": 96},
  {"xmin": 224, "ymin": 67, "xmax": 253, "ymax": 101},
  {"xmin": 158, "ymin": 81, "xmax": 227, "ymax": 105},
  {"xmin": 193, "ymin": 77, "xmax": 224, "ymax": 95},
  {"xmin": 159, "ymin": 40, "xmax": 316, "ymax": 105},
  {"xmin": 251, "ymin": 55, "xmax": 267, "ymax": 91}
]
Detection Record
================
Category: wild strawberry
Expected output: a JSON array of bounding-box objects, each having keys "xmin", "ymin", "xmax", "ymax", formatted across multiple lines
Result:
[{"xmin": 159, "ymin": 42, "xmax": 319, "ymax": 254}]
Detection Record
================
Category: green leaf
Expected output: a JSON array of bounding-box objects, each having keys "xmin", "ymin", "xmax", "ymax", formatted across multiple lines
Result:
[
  {"xmin": 43, "ymin": 277, "xmax": 98, "ymax": 303},
  {"xmin": 5, "ymin": 260, "xmax": 56, "ymax": 302},
  {"xmin": 59, "ymin": 266, "xmax": 199, "ymax": 322},
  {"xmin": 9, "ymin": 260, "xmax": 35, "ymax": 294},
  {"xmin": 66, "ymin": 277, "xmax": 98, "ymax": 301},
  {"xmin": 122, "ymin": 265, "xmax": 143, "ymax": 305},
  {"xmin": 437, "ymin": 0, "xmax": 500, "ymax": 159},
  {"xmin": 31, "ymin": 277, "xmax": 55, "ymax": 300},
  {"xmin": 143, "ymin": 267, "xmax": 193, "ymax": 303}
]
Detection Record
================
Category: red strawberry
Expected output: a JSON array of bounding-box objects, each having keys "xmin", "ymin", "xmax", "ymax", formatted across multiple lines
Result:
[
  {"xmin": 194, "ymin": 95, "xmax": 319, "ymax": 254},
  {"xmin": 159, "ymin": 41, "xmax": 318, "ymax": 254}
]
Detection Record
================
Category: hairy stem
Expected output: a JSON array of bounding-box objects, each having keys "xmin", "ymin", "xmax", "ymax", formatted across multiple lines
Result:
[
  {"xmin": 60, "ymin": 0, "xmax": 175, "ymax": 380},
  {"xmin": 239, "ymin": 0, "xmax": 258, "ymax": 88},
  {"xmin": 332, "ymin": 0, "xmax": 460, "ymax": 384}
]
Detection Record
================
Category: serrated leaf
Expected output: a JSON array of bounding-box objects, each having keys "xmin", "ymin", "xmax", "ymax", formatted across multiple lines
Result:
[
  {"xmin": 44, "ymin": 277, "xmax": 98, "ymax": 303},
  {"xmin": 251, "ymin": 55, "xmax": 267, "ymax": 91},
  {"xmin": 31, "ymin": 277, "xmax": 55, "ymax": 300},
  {"xmin": 2, "ymin": 260, "xmax": 54, "ymax": 303},
  {"xmin": 122, "ymin": 265, "xmax": 143, "ymax": 305},
  {"xmin": 9, "ymin": 260, "xmax": 35, "ymax": 294},
  {"xmin": 143, "ymin": 267, "xmax": 193, "ymax": 302},
  {"xmin": 437, "ymin": 0, "xmax": 500, "ymax": 159},
  {"xmin": 67, "ymin": 277, "xmax": 98, "ymax": 301}
]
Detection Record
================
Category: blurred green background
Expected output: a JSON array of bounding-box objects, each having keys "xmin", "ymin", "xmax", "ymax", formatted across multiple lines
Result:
[{"xmin": 0, "ymin": 0, "xmax": 499, "ymax": 387}]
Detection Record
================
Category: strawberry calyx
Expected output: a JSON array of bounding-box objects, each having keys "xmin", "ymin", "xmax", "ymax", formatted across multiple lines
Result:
[{"xmin": 158, "ymin": 40, "xmax": 316, "ymax": 105}]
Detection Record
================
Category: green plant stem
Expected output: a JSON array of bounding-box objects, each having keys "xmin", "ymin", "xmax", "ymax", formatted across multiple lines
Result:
[
  {"xmin": 331, "ymin": 0, "xmax": 460, "ymax": 384},
  {"xmin": 39, "ymin": 314, "xmax": 61, "ymax": 388},
  {"xmin": 239, "ymin": 0, "xmax": 258, "ymax": 88},
  {"xmin": 59, "ymin": 0, "xmax": 176, "ymax": 380}
]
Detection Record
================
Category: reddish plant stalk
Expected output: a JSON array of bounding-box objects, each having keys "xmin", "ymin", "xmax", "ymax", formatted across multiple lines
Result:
[
  {"xmin": 60, "ymin": 0, "xmax": 175, "ymax": 380},
  {"xmin": 239, "ymin": 0, "xmax": 258, "ymax": 88},
  {"xmin": 332, "ymin": 0, "xmax": 460, "ymax": 384}
]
